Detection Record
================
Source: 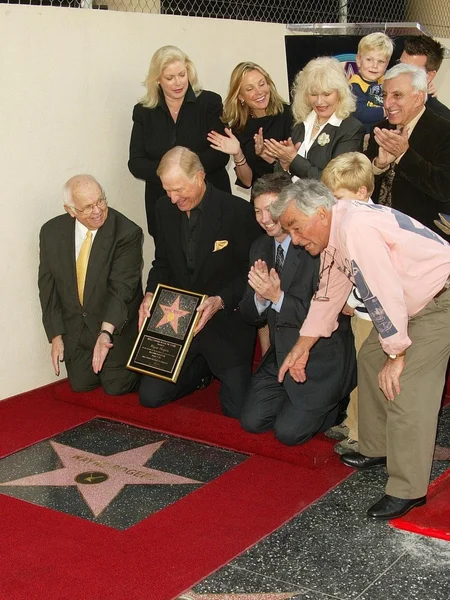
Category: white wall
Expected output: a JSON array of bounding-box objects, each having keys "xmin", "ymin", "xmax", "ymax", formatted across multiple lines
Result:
[
  {"xmin": 0, "ymin": 6, "xmax": 287, "ymax": 399},
  {"xmin": 1, "ymin": 6, "xmax": 449, "ymax": 400}
]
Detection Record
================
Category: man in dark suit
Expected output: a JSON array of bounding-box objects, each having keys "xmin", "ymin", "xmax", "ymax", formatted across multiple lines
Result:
[
  {"xmin": 366, "ymin": 63, "xmax": 450, "ymax": 236},
  {"xmin": 400, "ymin": 35, "xmax": 450, "ymax": 121},
  {"xmin": 138, "ymin": 146, "xmax": 261, "ymax": 418},
  {"xmin": 39, "ymin": 174, "xmax": 143, "ymax": 395},
  {"xmin": 239, "ymin": 174, "xmax": 356, "ymax": 445}
]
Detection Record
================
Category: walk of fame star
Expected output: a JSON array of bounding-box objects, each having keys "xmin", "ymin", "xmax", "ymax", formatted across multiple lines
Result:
[
  {"xmin": 0, "ymin": 440, "xmax": 201, "ymax": 517},
  {"xmin": 179, "ymin": 593, "xmax": 298, "ymax": 599},
  {"xmin": 156, "ymin": 295, "xmax": 191, "ymax": 334}
]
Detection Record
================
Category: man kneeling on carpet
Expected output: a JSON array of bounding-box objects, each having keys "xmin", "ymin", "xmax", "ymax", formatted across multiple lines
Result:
[
  {"xmin": 138, "ymin": 146, "xmax": 261, "ymax": 418},
  {"xmin": 272, "ymin": 177, "xmax": 450, "ymax": 520},
  {"xmin": 38, "ymin": 174, "xmax": 143, "ymax": 395},
  {"xmin": 239, "ymin": 173, "xmax": 356, "ymax": 445}
]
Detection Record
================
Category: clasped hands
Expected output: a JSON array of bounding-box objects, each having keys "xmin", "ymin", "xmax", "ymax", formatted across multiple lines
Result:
[
  {"xmin": 248, "ymin": 259, "xmax": 281, "ymax": 304},
  {"xmin": 263, "ymin": 137, "xmax": 301, "ymax": 172},
  {"xmin": 373, "ymin": 126, "xmax": 409, "ymax": 169}
]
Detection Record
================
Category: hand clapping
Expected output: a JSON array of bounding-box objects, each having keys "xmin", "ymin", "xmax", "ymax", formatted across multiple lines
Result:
[{"xmin": 248, "ymin": 259, "xmax": 282, "ymax": 304}]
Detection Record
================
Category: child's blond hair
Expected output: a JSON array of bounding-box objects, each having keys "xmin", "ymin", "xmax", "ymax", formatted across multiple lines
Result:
[
  {"xmin": 357, "ymin": 32, "xmax": 394, "ymax": 60},
  {"xmin": 321, "ymin": 152, "xmax": 374, "ymax": 198}
]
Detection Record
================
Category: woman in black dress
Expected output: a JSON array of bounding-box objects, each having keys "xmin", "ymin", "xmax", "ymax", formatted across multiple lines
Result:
[
  {"xmin": 128, "ymin": 45, "xmax": 230, "ymax": 235},
  {"xmin": 207, "ymin": 62, "xmax": 292, "ymax": 192}
]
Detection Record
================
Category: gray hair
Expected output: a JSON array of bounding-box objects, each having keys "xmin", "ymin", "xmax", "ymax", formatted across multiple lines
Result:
[
  {"xmin": 63, "ymin": 174, "xmax": 105, "ymax": 205},
  {"xmin": 383, "ymin": 63, "xmax": 428, "ymax": 95},
  {"xmin": 270, "ymin": 179, "xmax": 336, "ymax": 220}
]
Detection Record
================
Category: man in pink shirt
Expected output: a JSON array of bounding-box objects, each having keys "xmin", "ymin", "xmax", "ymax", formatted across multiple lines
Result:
[{"xmin": 270, "ymin": 178, "xmax": 450, "ymax": 520}]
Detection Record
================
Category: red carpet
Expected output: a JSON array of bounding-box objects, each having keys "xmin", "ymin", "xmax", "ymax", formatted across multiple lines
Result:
[
  {"xmin": 390, "ymin": 468, "xmax": 450, "ymax": 541},
  {"xmin": 0, "ymin": 381, "xmax": 351, "ymax": 600},
  {"xmin": 51, "ymin": 379, "xmax": 337, "ymax": 469}
]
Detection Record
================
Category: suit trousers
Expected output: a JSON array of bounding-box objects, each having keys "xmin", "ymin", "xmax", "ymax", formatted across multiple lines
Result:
[
  {"xmin": 65, "ymin": 326, "xmax": 139, "ymax": 396},
  {"xmin": 358, "ymin": 287, "xmax": 450, "ymax": 498},
  {"xmin": 241, "ymin": 349, "xmax": 339, "ymax": 445},
  {"xmin": 138, "ymin": 338, "xmax": 252, "ymax": 419},
  {"xmin": 344, "ymin": 316, "xmax": 373, "ymax": 441}
]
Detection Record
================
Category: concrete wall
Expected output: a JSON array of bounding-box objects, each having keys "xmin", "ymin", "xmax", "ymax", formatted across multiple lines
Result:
[{"xmin": 1, "ymin": 5, "xmax": 449, "ymax": 399}]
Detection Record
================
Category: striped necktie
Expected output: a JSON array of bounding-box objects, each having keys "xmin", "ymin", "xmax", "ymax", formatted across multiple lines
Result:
[
  {"xmin": 76, "ymin": 230, "xmax": 93, "ymax": 305},
  {"xmin": 275, "ymin": 244, "xmax": 284, "ymax": 275}
]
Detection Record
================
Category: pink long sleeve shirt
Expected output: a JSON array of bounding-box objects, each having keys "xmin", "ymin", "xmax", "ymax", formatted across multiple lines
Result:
[{"xmin": 300, "ymin": 201, "xmax": 450, "ymax": 355}]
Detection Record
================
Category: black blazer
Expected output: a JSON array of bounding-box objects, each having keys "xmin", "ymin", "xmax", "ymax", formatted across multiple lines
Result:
[
  {"xmin": 128, "ymin": 86, "xmax": 231, "ymax": 234},
  {"xmin": 239, "ymin": 235, "xmax": 356, "ymax": 407},
  {"xmin": 289, "ymin": 115, "xmax": 365, "ymax": 179},
  {"xmin": 366, "ymin": 108, "xmax": 450, "ymax": 236},
  {"xmin": 146, "ymin": 184, "xmax": 262, "ymax": 368},
  {"xmin": 235, "ymin": 104, "xmax": 294, "ymax": 188},
  {"xmin": 38, "ymin": 208, "xmax": 143, "ymax": 361}
]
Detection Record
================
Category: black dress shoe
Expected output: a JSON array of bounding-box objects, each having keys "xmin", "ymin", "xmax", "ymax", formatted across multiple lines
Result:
[
  {"xmin": 196, "ymin": 373, "xmax": 214, "ymax": 390},
  {"xmin": 367, "ymin": 494, "xmax": 426, "ymax": 520},
  {"xmin": 340, "ymin": 452, "xmax": 387, "ymax": 470}
]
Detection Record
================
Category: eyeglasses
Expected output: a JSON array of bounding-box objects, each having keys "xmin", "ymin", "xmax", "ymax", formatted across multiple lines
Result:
[
  {"xmin": 313, "ymin": 249, "xmax": 336, "ymax": 302},
  {"xmin": 69, "ymin": 197, "xmax": 107, "ymax": 216}
]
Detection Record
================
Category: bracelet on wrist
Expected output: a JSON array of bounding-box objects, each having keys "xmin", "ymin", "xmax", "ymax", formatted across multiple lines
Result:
[
  {"xmin": 98, "ymin": 329, "xmax": 114, "ymax": 344},
  {"xmin": 234, "ymin": 157, "xmax": 247, "ymax": 167},
  {"xmin": 218, "ymin": 296, "xmax": 225, "ymax": 310}
]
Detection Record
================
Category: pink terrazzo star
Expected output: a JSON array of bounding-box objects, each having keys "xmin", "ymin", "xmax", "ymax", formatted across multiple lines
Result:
[
  {"xmin": 156, "ymin": 295, "xmax": 191, "ymax": 333},
  {"xmin": 179, "ymin": 593, "xmax": 298, "ymax": 600},
  {"xmin": 0, "ymin": 440, "xmax": 201, "ymax": 517}
]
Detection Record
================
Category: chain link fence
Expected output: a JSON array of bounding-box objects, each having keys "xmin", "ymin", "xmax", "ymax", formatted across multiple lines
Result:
[{"xmin": 2, "ymin": 0, "xmax": 449, "ymax": 37}]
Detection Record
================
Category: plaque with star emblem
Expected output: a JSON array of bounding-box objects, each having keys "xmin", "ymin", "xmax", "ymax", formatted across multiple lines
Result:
[{"xmin": 127, "ymin": 284, "xmax": 207, "ymax": 382}]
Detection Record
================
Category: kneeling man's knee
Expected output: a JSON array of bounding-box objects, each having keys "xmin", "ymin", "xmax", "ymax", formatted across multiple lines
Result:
[
  {"xmin": 138, "ymin": 377, "xmax": 175, "ymax": 408},
  {"xmin": 240, "ymin": 409, "xmax": 265, "ymax": 434},
  {"xmin": 274, "ymin": 423, "xmax": 313, "ymax": 446}
]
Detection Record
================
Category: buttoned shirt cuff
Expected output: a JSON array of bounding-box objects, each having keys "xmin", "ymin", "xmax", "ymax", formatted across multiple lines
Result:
[
  {"xmin": 271, "ymin": 291, "xmax": 285, "ymax": 313},
  {"xmin": 254, "ymin": 294, "xmax": 270, "ymax": 315}
]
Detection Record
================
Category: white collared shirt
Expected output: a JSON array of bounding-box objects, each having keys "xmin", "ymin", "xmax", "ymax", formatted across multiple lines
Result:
[{"xmin": 75, "ymin": 220, "xmax": 98, "ymax": 260}]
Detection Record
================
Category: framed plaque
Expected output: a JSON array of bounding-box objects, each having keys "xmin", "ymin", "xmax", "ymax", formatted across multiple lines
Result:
[{"xmin": 127, "ymin": 284, "xmax": 207, "ymax": 383}]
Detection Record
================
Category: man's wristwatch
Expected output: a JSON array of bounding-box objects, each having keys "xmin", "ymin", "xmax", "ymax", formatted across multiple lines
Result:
[
  {"xmin": 388, "ymin": 350, "xmax": 406, "ymax": 359},
  {"xmin": 98, "ymin": 330, "xmax": 114, "ymax": 344}
]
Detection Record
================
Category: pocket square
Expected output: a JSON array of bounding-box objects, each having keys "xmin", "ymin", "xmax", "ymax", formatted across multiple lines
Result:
[{"xmin": 213, "ymin": 240, "xmax": 228, "ymax": 252}]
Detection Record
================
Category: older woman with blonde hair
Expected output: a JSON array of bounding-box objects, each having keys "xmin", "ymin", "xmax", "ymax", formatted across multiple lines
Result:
[
  {"xmin": 128, "ymin": 45, "xmax": 230, "ymax": 235},
  {"xmin": 207, "ymin": 62, "xmax": 292, "ymax": 189},
  {"xmin": 264, "ymin": 57, "xmax": 365, "ymax": 180}
]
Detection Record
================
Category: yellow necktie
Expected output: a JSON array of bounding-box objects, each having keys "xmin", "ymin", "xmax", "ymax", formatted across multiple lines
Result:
[{"xmin": 76, "ymin": 230, "xmax": 93, "ymax": 305}]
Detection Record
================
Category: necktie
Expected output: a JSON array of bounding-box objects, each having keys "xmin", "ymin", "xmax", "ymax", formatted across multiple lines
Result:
[
  {"xmin": 378, "ymin": 164, "xmax": 395, "ymax": 207},
  {"xmin": 76, "ymin": 230, "xmax": 93, "ymax": 305},
  {"xmin": 275, "ymin": 244, "xmax": 284, "ymax": 275}
]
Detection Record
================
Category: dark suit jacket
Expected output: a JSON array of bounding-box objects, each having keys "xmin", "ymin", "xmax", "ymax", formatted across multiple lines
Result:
[
  {"xmin": 146, "ymin": 184, "xmax": 261, "ymax": 368},
  {"xmin": 239, "ymin": 235, "xmax": 356, "ymax": 407},
  {"xmin": 427, "ymin": 96, "xmax": 450, "ymax": 121},
  {"xmin": 366, "ymin": 108, "xmax": 450, "ymax": 236},
  {"xmin": 128, "ymin": 86, "xmax": 230, "ymax": 234},
  {"xmin": 39, "ymin": 208, "xmax": 143, "ymax": 362},
  {"xmin": 289, "ymin": 115, "xmax": 365, "ymax": 179}
]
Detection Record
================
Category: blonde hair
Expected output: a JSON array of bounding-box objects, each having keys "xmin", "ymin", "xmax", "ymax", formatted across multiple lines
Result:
[
  {"xmin": 222, "ymin": 62, "xmax": 286, "ymax": 130},
  {"xmin": 157, "ymin": 146, "xmax": 204, "ymax": 180},
  {"xmin": 140, "ymin": 46, "xmax": 202, "ymax": 109},
  {"xmin": 321, "ymin": 152, "xmax": 374, "ymax": 197},
  {"xmin": 291, "ymin": 57, "xmax": 356, "ymax": 124},
  {"xmin": 358, "ymin": 32, "xmax": 394, "ymax": 60}
]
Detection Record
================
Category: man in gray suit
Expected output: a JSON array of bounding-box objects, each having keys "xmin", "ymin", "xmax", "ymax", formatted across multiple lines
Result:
[
  {"xmin": 239, "ymin": 174, "xmax": 356, "ymax": 445},
  {"xmin": 38, "ymin": 174, "xmax": 143, "ymax": 394}
]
